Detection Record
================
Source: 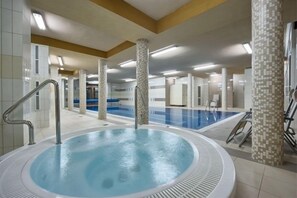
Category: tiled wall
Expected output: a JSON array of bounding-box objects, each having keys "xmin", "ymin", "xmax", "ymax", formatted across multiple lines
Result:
[
  {"xmin": 193, "ymin": 77, "xmax": 208, "ymax": 107},
  {"xmin": 208, "ymin": 74, "xmax": 233, "ymax": 108},
  {"xmin": 233, "ymin": 74, "xmax": 245, "ymax": 108},
  {"xmin": 244, "ymin": 68, "xmax": 252, "ymax": 110},
  {"xmin": 0, "ymin": 0, "xmax": 30, "ymax": 155},
  {"xmin": 27, "ymin": 44, "xmax": 50, "ymax": 129},
  {"xmin": 109, "ymin": 77, "xmax": 166, "ymax": 107}
]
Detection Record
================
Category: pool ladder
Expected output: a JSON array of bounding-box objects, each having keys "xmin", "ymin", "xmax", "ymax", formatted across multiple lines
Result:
[
  {"xmin": 134, "ymin": 85, "xmax": 146, "ymax": 130},
  {"xmin": 2, "ymin": 79, "xmax": 62, "ymax": 145}
]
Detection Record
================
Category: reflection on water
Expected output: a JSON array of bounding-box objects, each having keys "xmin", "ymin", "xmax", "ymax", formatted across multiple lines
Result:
[{"xmin": 104, "ymin": 106, "xmax": 238, "ymax": 130}]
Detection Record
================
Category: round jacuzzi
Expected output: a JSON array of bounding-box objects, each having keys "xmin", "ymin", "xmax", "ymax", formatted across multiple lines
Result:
[{"xmin": 0, "ymin": 125, "xmax": 236, "ymax": 198}]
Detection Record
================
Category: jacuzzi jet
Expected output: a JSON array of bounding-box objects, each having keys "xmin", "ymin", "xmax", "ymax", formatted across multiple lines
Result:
[
  {"xmin": 102, "ymin": 178, "xmax": 114, "ymax": 189},
  {"xmin": 118, "ymin": 171, "xmax": 128, "ymax": 183}
]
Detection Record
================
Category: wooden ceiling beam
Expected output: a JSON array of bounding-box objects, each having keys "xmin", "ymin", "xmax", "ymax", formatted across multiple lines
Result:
[{"xmin": 31, "ymin": 34, "xmax": 107, "ymax": 58}]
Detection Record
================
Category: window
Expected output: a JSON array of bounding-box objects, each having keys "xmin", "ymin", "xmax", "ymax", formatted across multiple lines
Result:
[
  {"xmin": 35, "ymin": 45, "xmax": 39, "ymax": 74},
  {"xmin": 36, "ymin": 81, "xmax": 40, "ymax": 110}
]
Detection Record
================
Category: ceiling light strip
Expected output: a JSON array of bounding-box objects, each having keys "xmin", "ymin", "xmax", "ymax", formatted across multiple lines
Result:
[
  {"xmin": 243, "ymin": 43, "xmax": 252, "ymax": 54},
  {"xmin": 162, "ymin": 70, "xmax": 179, "ymax": 76},
  {"xmin": 57, "ymin": 56, "xmax": 63, "ymax": 66},
  {"xmin": 119, "ymin": 59, "xmax": 136, "ymax": 67},
  {"xmin": 194, "ymin": 64, "xmax": 217, "ymax": 70},
  {"xmin": 151, "ymin": 45, "xmax": 177, "ymax": 57},
  {"xmin": 32, "ymin": 12, "xmax": 46, "ymax": 30}
]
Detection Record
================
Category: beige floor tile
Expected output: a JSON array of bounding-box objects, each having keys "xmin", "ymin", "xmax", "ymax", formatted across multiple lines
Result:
[
  {"xmin": 264, "ymin": 165, "xmax": 297, "ymax": 184},
  {"xmin": 258, "ymin": 191, "xmax": 280, "ymax": 198},
  {"xmin": 235, "ymin": 158, "xmax": 265, "ymax": 174},
  {"xmin": 231, "ymin": 156, "xmax": 237, "ymax": 161},
  {"xmin": 261, "ymin": 176, "xmax": 297, "ymax": 198},
  {"xmin": 236, "ymin": 169, "xmax": 263, "ymax": 189},
  {"xmin": 235, "ymin": 182, "xmax": 259, "ymax": 198}
]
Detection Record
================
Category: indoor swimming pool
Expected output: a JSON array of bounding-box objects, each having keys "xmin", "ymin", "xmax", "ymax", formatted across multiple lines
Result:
[{"xmin": 88, "ymin": 106, "xmax": 239, "ymax": 130}]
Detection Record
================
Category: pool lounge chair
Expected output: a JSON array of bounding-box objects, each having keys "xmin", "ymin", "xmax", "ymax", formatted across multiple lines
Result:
[
  {"xmin": 225, "ymin": 109, "xmax": 252, "ymax": 144},
  {"xmin": 227, "ymin": 90, "xmax": 297, "ymax": 153}
]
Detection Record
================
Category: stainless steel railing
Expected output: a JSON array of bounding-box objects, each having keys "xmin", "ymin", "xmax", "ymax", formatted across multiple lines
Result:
[
  {"xmin": 134, "ymin": 85, "xmax": 147, "ymax": 129},
  {"xmin": 2, "ymin": 79, "xmax": 62, "ymax": 145}
]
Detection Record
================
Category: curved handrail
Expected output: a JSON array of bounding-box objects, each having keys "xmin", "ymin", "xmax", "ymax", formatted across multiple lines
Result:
[
  {"xmin": 2, "ymin": 79, "xmax": 61, "ymax": 145},
  {"xmin": 134, "ymin": 85, "xmax": 147, "ymax": 129}
]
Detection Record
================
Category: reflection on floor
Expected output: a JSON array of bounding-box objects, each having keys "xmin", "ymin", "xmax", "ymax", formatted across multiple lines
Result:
[{"xmin": 36, "ymin": 109, "xmax": 297, "ymax": 198}]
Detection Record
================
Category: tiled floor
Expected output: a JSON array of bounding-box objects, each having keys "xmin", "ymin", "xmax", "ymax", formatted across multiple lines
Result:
[{"xmin": 35, "ymin": 109, "xmax": 297, "ymax": 198}]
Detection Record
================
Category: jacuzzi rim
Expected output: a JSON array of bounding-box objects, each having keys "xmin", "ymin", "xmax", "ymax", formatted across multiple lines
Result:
[
  {"xmin": 21, "ymin": 126, "xmax": 200, "ymax": 198},
  {"xmin": 0, "ymin": 124, "xmax": 236, "ymax": 198}
]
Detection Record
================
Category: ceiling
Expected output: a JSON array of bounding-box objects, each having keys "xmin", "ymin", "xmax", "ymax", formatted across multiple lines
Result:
[{"xmin": 29, "ymin": 0, "xmax": 297, "ymax": 83}]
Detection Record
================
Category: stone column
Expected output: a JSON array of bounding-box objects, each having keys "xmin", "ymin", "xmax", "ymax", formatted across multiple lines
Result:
[
  {"xmin": 252, "ymin": 0, "xmax": 284, "ymax": 166},
  {"xmin": 136, "ymin": 39, "xmax": 149, "ymax": 124},
  {"xmin": 187, "ymin": 73, "xmax": 192, "ymax": 108},
  {"xmin": 221, "ymin": 68, "xmax": 227, "ymax": 110},
  {"xmin": 68, "ymin": 76, "xmax": 74, "ymax": 111},
  {"xmin": 98, "ymin": 59, "xmax": 107, "ymax": 120},
  {"xmin": 79, "ymin": 69, "xmax": 87, "ymax": 114}
]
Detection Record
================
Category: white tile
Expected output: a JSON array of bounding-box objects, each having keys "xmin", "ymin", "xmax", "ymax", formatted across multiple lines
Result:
[
  {"xmin": 1, "ymin": 78, "xmax": 13, "ymax": 101},
  {"xmin": 11, "ymin": 106, "xmax": 23, "ymax": 121},
  {"xmin": 13, "ymin": 125, "xmax": 23, "ymax": 146},
  {"xmin": 1, "ymin": 101, "xmax": 12, "ymax": 116},
  {"xmin": 1, "ymin": 55, "xmax": 12, "ymax": 78},
  {"xmin": 264, "ymin": 165, "xmax": 297, "ymax": 184},
  {"xmin": 236, "ymin": 168, "xmax": 263, "ymax": 189},
  {"xmin": 3, "ymin": 146, "xmax": 14, "ymax": 154},
  {"xmin": 12, "ymin": 33, "xmax": 22, "ymax": 56},
  {"xmin": 258, "ymin": 190, "xmax": 280, "ymax": 198},
  {"xmin": 12, "ymin": 11, "xmax": 22, "ymax": 34},
  {"xmin": 2, "ymin": 32, "xmax": 12, "ymax": 55},
  {"xmin": 0, "ymin": 126, "xmax": 3, "ymax": 147},
  {"xmin": 1, "ymin": 0, "xmax": 12, "ymax": 10},
  {"xmin": 12, "ymin": 56, "xmax": 22, "ymax": 79},
  {"xmin": 13, "ymin": 0, "xmax": 24, "ymax": 12},
  {"xmin": 235, "ymin": 158, "xmax": 265, "ymax": 174},
  {"xmin": 3, "ymin": 124, "xmax": 13, "ymax": 147},
  {"xmin": 1, "ymin": 8, "xmax": 12, "ymax": 32},
  {"xmin": 261, "ymin": 176, "xmax": 297, "ymax": 198},
  {"xmin": 235, "ymin": 181, "xmax": 259, "ymax": 198},
  {"xmin": 12, "ymin": 79, "xmax": 23, "ymax": 100}
]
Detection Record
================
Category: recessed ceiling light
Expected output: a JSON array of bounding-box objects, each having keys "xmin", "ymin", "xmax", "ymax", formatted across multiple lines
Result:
[
  {"xmin": 119, "ymin": 60, "xmax": 136, "ymax": 67},
  {"xmin": 57, "ymin": 56, "xmax": 63, "ymax": 66},
  {"xmin": 87, "ymin": 74, "xmax": 98, "ymax": 78},
  {"xmin": 59, "ymin": 68, "xmax": 64, "ymax": 70},
  {"xmin": 87, "ymin": 81, "xmax": 98, "ymax": 85},
  {"xmin": 194, "ymin": 64, "xmax": 217, "ymax": 70},
  {"xmin": 162, "ymin": 70, "xmax": 179, "ymax": 76},
  {"xmin": 148, "ymin": 75, "xmax": 157, "ymax": 78},
  {"xmin": 151, "ymin": 45, "xmax": 177, "ymax": 57},
  {"xmin": 123, "ymin": 78, "xmax": 135, "ymax": 82},
  {"xmin": 210, "ymin": 73, "xmax": 218, "ymax": 77},
  {"xmin": 32, "ymin": 12, "xmax": 46, "ymax": 30},
  {"xmin": 243, "ymin": 43, "xmax": 252, "ymax": 54},
  {"xmin": 107, "ymin": 69, "xmax": 119, "ymax": 73}
]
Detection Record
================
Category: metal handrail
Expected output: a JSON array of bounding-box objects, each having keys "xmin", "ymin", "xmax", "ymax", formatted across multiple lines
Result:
[
  {"xmin": 134, "ymin": 85, "xmax": 147, "ymax": 129},
  {"xmin": 2, "ymin": 79, "xmax": 61, "ymax": 145}
]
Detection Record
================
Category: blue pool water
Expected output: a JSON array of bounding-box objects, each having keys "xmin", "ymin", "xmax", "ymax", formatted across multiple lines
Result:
[
  {"xmin": 88, "ymin": 106, "xmax": 238, "ymax": 130},
  {"xmin": 30, "ymin": 128, "xmax": 195, "ymax": 197}
]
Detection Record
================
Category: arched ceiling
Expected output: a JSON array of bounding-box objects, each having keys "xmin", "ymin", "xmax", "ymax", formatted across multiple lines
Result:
[{"xmin": 29, "ymin": 0, "xmax": 297, "ymax": 83}]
